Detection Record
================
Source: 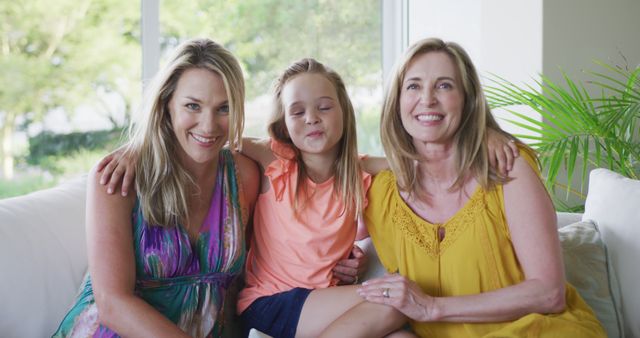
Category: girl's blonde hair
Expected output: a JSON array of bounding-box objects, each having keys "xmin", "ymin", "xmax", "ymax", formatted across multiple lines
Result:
[
  {"xmin": 381, "ymin": 37, "xmax": 518, "ymax": 195},
  {"xmin": 268, "ymin": 58, "xmax": 365, "ymax": 218},
  {"xmin": 128, "ymin": 38, "xmax": 245, "ymax": 227}
]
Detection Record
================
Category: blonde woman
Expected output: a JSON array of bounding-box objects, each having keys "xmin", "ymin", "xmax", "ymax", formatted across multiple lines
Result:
[
  {"xmin": 53, "ymin": 38, "xmax": 259, "ymax": 337},
  {"xmin": 324, "ymin": 37, "xmax": 606, "ymax": 337}
]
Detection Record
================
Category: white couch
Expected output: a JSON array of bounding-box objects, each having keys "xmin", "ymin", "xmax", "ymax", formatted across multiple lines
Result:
[{"xmin": 1, "ymin": 169, "xmax": 637, "ymax": 338}]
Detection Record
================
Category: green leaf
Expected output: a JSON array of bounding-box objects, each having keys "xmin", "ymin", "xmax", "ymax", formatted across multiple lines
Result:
[{"xmin": 486, "ymin": 59, "xmax": 640, "ymax": 210}]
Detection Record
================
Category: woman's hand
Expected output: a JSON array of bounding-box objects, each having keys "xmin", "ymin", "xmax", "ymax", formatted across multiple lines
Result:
[
  {"xmin": 96, "ymin": 146, "xmax": 137, "ymax": 196},
  {"xmin": 333, "ymin": 245, "xmax": 368, "ymax": 285},
  {"xmin": 357, "ymin": 273, "xmax": 437, "ymax": 322},
  {"xmin": 487, "ymin": 129, "xmax": 519, "ymax": 177}
]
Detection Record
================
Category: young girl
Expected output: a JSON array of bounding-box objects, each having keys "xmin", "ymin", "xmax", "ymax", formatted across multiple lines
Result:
[{"xmin": 99, "ymin": 58, "xmax": 518, "ymax": 338}]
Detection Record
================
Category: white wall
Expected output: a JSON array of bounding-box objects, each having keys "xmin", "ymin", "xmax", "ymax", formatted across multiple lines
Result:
[
  {"xmin": 406, "ymin": 0, "xmax": 640, "ymax": 85},
  {"xmin": 405, "ymin": 0, "xmax": 640, "ymax": 206},
  {"xmin": 543, "ymin": 0, "xmax": 640, "ymax": 84},
  {"xmin": 406, "ymin": 0, "xmax": 640, "ymax": 125}
]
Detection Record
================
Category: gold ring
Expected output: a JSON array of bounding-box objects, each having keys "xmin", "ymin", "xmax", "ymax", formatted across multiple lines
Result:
[{"xmin": 382, "ymin": 288, "xmax": 390, "ymax": 298}]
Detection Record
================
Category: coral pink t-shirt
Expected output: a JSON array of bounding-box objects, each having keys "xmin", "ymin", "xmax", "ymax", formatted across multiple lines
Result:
[{"xmin": 237, "ymin": 140, "xmax": 371, "ymax": 313}]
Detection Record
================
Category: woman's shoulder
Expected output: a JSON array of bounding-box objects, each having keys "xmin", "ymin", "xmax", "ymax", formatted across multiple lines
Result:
[
  {"xmin": 230, "ymin": 151, "xmax": 260, "ymax": 220},
  {"xmin": 372, "ymin": 169, "xmax": 397, "ymax": 187},
  {"xmin": 515, "ymin": 144, "xmax": 540, "ymax": 174},
  {"xmin": 230, "ymin": 151, "xmax": 260, "ymax": 186},
  {"xmin": 86, "ymin": 163, "xmax": 137, "ymax": 226},
  {"xmin": 231, "ymin": 149, "xmax": 258, "ymax": 169},
  {"xmin": 368, "ymin": 170, "xmax": 398, "ymax": 203}
]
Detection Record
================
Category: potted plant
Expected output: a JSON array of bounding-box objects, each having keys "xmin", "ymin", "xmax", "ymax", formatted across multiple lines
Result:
[{"xmin": 486, "ymin": 60, "xmax": 640, "ymax": 211}]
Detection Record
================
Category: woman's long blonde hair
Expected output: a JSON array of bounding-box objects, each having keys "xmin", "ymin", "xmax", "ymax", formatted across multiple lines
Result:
[
  {"xmin": 128, "ymin": 38, "xmax": 245, "ymax": 227},
  {"xmin": 268, "ymin": 58, "xmax": 365, "ymax": 218},
  {"xmin": 381, "ymin": 37, "xmax": 518, "ymax": 195}
]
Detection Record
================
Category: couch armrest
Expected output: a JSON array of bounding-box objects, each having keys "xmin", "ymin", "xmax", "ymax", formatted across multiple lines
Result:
[{"xmin": 0, "ymin": 176, "xmax": 88, "ymax": 337}]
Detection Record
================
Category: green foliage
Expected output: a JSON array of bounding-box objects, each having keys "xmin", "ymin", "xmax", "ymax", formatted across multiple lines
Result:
[
  {"xmin": 486, "ymin": 61, "xmax": 640, "ymax": 210},
  {"xmin": 0, "ymin": 174, "xmax": 57, "ymax": 199},
  {"xmin": 0, "ymin": 147, "xmax": 108, "ymax": 199},
  {"xmin": 27, "ymin": 129, "xmax": 123, "ymax": 173},
  {"xmin": 2, "ymin": 1, "xmax": 383, "ymax": 195},
  {"xmin": 0, "ymin": 0, "xmax": 140, "ymax": 119},
  {"xmin": 0, "ymin": 0, "xmax": 140, "ymax": 181},
  {"xmin": 44, "ymin": 148, "xmax": 112, "ymax": 176},
  {"xmin": 160, "ymin": 0, "xmax": 381, "ymax": 100}
]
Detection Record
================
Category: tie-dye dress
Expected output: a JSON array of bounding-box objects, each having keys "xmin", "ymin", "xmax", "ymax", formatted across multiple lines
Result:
[{"xmin": 53, "ymin": 149, "xmax": 247, "ymax": 338}]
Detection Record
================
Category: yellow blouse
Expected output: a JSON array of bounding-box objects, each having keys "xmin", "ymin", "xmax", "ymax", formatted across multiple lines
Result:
[{"xmin": 365, "ymin": 157, "xmax": 605, "ymax": 337}]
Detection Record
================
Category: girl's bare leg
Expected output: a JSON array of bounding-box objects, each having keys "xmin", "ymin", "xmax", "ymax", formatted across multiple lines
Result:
[{"xmin": 294, "ymin": 285, "xmax": 408, "ymax": 338}]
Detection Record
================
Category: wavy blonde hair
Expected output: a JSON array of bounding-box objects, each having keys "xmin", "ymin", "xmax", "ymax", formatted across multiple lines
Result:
[
  {"xmin": 381, "ymin": 37, "xmax": 519, "ymax": 195},
  {"xmin": 268, "ymin": 58, "xmax": 365, "ymax": 218},
  {"xmin": 128, "ymin": 38, "xmax": 245, "ymax": 227}
]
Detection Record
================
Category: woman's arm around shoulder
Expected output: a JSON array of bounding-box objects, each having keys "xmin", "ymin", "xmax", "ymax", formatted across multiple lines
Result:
[
  {"xmin": 240, "ymin": 137, "xmax": 276, "ymax": 170},
  {"xmin": 86, "ymin": 165, "xmax": 190, "ymax": 337}
]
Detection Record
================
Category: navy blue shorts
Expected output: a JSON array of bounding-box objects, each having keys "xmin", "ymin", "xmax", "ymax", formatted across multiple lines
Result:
[{"xmin": 240, "ymin": 287, "xmax": 312, "ymax": 338}]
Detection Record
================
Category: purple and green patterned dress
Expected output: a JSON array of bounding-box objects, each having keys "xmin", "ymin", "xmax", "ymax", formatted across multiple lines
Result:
[{"xmin": 53, "ymin": 149, "xmax": 247, "ymax": 337}]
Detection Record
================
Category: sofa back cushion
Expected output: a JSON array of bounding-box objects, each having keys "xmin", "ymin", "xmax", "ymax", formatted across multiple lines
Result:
[
  {"xmin": 583, "ymin": 168, "xmax": 639, "ymax": 338},
  {"xmin": 0, "ymin": 176, "xmax": 88, "ymax": 338},
  {"xmin": 559, "ymin": 220, "xmax": 624, "ymax": 338}
]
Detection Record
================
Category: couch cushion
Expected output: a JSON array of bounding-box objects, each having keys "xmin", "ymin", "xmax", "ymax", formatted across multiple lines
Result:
[
  {"xmin": 583, "ymin": 168, "xmax": 639, "ymax": 338},
  {"xmin": 559, "ymin": 220, "xmax": 624, "ymax": 338},
  {"xmin": 0, "ymin": 176, "xmax": 88, "ymax": 338}
]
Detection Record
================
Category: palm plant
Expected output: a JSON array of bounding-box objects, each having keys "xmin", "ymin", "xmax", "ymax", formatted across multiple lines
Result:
[{"xmin": 486, "ymin": 61, "xmax": 640, "ymax": 211}]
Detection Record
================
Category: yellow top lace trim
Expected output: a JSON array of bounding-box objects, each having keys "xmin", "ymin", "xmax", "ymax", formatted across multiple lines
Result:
[{"xmin": 390, "ymin": 177, "xmax": 487, "ymax": 258}]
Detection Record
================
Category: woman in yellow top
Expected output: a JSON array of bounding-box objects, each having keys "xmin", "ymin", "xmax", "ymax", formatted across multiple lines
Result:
[{"xmin": 322, "ymin": 37, "xmax": 606, "ymax": 337}]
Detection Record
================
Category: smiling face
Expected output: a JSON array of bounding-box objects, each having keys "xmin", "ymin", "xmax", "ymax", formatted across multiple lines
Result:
[
  {"xmin": 281, "ymin": 73, "xmax": 344, "ymax": 160},
  {"xmin": 399, "ymin": 51, "xmax": 465, "ymax": 146},
  {"xmin": 168, "ymin": 67, "xmax": 229, "ymax": 169}
]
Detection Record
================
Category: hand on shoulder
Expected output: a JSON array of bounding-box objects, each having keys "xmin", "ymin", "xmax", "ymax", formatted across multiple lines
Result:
[{"xmin": 88, "ymin": 163, "xmax": 136, "ymax": 207}]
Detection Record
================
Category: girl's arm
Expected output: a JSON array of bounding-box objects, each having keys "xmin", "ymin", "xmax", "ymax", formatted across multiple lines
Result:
[
  {"xmin": 360, "ymin": 156, "xmax": 389, "ymax": 175},
  {"xmin": 96, "ymin": 137, "xmax": 275, "ymax": 197},
  {"xmin": 98, "ymin": 133, "xmax": 518, "ymax": 196},
  {"xmin": 86, "ymin": 166, "xmax": 190, "ymax": 337},
  {"xmin": 360, "ymin": 131, "xmax": 518, "ymax": 177},
  {"xmin": 357, "ymin": 155, "xmax": 564, "ymax": 322},
  {"xmin": 333, "ymin": 215, "xmax": 369, "ymax": 284}
]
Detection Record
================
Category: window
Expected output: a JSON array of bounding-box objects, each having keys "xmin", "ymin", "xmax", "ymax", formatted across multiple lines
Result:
[
  {"xmin": 0, "ymin": 0, "xmax": 140, "ymax": 196},
  {"xmin": 156, "ymin": 0, "xmax": 384, "ymax": 154},
  {"xmin": 1, "ymin": 0, "xmax": 386, "ymax": 198}
]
